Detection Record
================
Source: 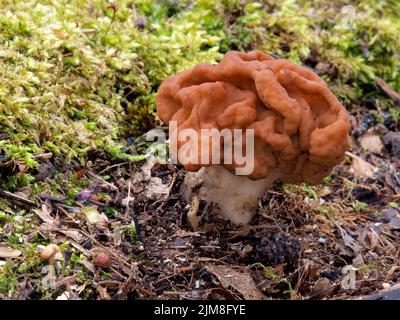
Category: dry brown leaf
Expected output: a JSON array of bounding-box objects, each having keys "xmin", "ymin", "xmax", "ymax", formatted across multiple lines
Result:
[
  {"xmin": 33, "ymin": 203, "xmax": 55, "ymax": 225},
  {"xmin": 58, "ymin": 229, "xmax": 83, "ymax": 242},
  {"xmin": 335, "ymin": 222, "xmax": 361, "ymax": 253},
  {"xmin": 357, "ymin": 226, "xmax": 381, "ymax": 250},
  {"xmin": 381, "ymin": 207, "xmax": 400, "ymax": 230},
  {"xmin": 205, "ymin": 264, "xmax": 265, "ymax": 300},
  {"xmin": 346, "ymin": 152, "xmax": 377, "ymax": 179},
  {"xmin": 311, "ymin": 278, "xmax": 333, "ymax": 298},
  {"xmin": 97, "ymin": 286, "xmax": 112, "ymax": 300},
  {"xmin": 80, "ymin": 258, "xmax": 95, "ymax": 273},
  {"xmin": 0, "ymin": 246, "xmax": 22, "ymax": 259},
  {"xmin": 359, "ymin": 133, "xmax": 384, "ymax": 154}
]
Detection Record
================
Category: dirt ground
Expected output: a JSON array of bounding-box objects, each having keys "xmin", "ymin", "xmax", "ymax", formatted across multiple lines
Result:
[{"xmin": 2, "ymin": 120, "xmax": 399, "ymax": 300}]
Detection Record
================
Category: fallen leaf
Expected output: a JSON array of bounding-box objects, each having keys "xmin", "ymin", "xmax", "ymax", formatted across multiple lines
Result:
[
  {"xmin": 352, "ymin": 253, "xmax": 365, "ymax": 267},
  {"xmin": 335, "ymin": 223, "xmax": 361, "ymax": 253},
  {"xmin": 380, "ymin": 207, "xmax": 400, "ymax": 229},
  {"xmin": 312, "ymin": 278, "xmax": 333, "ymax": 298},
  {"xmin": 346, "ymin": 152, "xmax": 377, "ymax": 179},
  {"xmin": 80, "ymin": 259, "xmax": 95, "ymax": 273},
  {"xmin": 55, "ymin": 275, "xmax": 77, "ymax": 288},
  {"xmin": 97, "ymin": 286, "xmax": 112, "ymax": 300},
  {"xmin": 75, "ymin": 159, "xmax": 88, "ymax": 180},
  {"xmin": 205, "ymin": 264, "xmax": 265, "ymax": 300},
  {"xmin": 58, "ymin": 229, "xmax": 83, "ymax": 242},
  {"xmin": 385, "ymin": 266, "xmax": 399, "ymax": 280},
  {"xmin": 0, "ymin": 246, "xmax": 22, "ymax": 259},
  {"xmin": 33, "ymin": 203, "xmax": 55, "ymax": 225},
  {"xmin": 144, "ymin": 177, "xmax": 171, "ymax": 198},
  {"xmin": 359, "ymin": 133, "xmax": 384, "ymax": 154},
  {"xmin": 75, "ymin": 168, "xmax": 86, "ymax": 180},
  {"xmin": 82, "ymin": 206, "xmax": 100, "ymax": 224},
  {"xmin": 357, "ymin": 226, "xmax": 381, "ymax": 250}
]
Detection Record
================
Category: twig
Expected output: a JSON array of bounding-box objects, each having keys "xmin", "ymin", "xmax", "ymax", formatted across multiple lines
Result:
[
  {"xmin": 33, "ymin": 152, "xmax": 53, "ymax": 160},
  {"xmin": 102, "ymin": 3, "xmax": 117, "ymax": 45},
  {"xmin": 127, "ymin": 180, "xmax": 131, "ymax": 210},
  {"xmin": 97, "ymin": 161, "xmax": 130, "ymax": 175},
  {"xmin": 376, "ymin": 77, "xmax": 400, "ymax": 104},
  {"xmin": 38, "ymin": 194, "xmax": 66, "ymax": 203},
  {"xmin": 85, "ymin": 170, "xmax": 118, "ymax": 191},
  {"xmin": 0, "ymin": 189, "xmax": 38, "ymax": 207}
]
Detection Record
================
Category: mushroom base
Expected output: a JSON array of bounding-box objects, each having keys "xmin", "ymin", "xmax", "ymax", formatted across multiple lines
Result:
[{"xmin": 196, "ymin": 166, "xmax": 283, "ymax": 225}]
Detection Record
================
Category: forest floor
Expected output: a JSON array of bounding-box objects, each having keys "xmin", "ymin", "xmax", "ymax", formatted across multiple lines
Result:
[{"xmin": 1, "ymin": 111, "xmax": 400, "ymax": 300}]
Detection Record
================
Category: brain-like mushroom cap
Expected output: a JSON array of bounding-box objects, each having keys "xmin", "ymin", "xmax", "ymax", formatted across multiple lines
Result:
[{"xmin": 156, "ymin": 51, "xmax": 350, "ymax": 184}]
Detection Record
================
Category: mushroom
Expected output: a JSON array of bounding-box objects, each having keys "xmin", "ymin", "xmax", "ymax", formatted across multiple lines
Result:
[
  {"xmin": 156, "ymin": 51, "xmax": 350, "ymax": 225},
  {"xmin": 40, "ymin": 244, "xmax": 61, "ymax": 262},
  {"xmin": 93, "ymin": 252, "xmax": 112, "ymax": 268}
]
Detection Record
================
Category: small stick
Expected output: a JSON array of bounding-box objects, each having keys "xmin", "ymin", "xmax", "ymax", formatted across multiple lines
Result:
[
  {"xmin": 33, "ymin": 152, "xmax": 53, "ymax": 160},
  {"xmin": 85, "ymin": 170, "xmax": 118, "ymax": 191},
  {"xmin": 38, "ymin": 194, "xmax": 66, "ymax": 203},
  {"xmin": 0, "ymin": 189, "xmax": 38, "ymax": 207},
  {"xmin": 97, "ymin": 161, "xmax": 130, "ymax": 175},
  {"xmin": 376, "ymin": 77, "xmax": 400, "ymax": 104}
]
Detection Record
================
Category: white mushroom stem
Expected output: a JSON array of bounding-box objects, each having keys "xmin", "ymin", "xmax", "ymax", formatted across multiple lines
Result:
[{"xmin": 196, "ymin": 166, "xmax": 283, "ymax": 225}]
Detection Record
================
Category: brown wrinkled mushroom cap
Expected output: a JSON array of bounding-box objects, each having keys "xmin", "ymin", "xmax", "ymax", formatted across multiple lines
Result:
[{"xmin": 156, "ymin": 51, "xmax": 350, "ymax": 184}]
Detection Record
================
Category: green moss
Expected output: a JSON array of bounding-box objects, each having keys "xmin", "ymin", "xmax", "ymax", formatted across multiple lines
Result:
[
  {"xmin": 322, "ymin": 176, "xmax": 332, "ymax": 184},
  {"xmin": 17, "ymin": 246, "xmax": 43, "ymax": 274},
  {"xmin": 0, "ymin": 0, "xmax": 226, "ymax": 175},
  {"xmin": 315, "ymin": 206, "xmax": 334, "ymax": 217},
  {"xmin": 389, "ymin": 108, "xmax": 400, "ymax": 123},
  {"xmin": 2, "ymin": 0, "xmax": 399, "ymax": 175},
  {"xmin": 0, "ymin": 210, "xmax": 11, "ymax": 225},
  {"xmin": 218, "ymin": 0, "xmax": 400, "ymax": 103},
  {"xmin": 352, "ymin": 200, "xmax": 369, "ymax": 213},
  {"xmin": 0, "ymin": 173, "xmax": 35, "ymax": 190},
  {"xmin": 300, "ymin": 183, "xmax": 318, "ymax": 200},
  {"xmin": 0, "ymin": 263, "xmax": 17, "ymax": 295}
]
